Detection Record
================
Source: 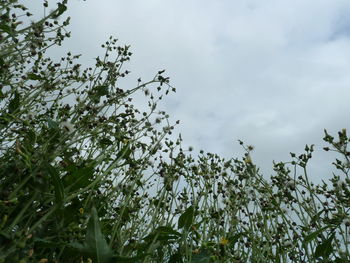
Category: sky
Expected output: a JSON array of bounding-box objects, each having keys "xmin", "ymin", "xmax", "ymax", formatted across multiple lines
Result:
[{"xmin": 29, "ymin": 0, "xmax": 350, "ymax": 182}]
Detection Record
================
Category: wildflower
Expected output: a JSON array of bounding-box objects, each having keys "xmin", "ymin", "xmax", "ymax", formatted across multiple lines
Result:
[
  {"xmin": 15, "ymin": 140, "xmax": 23, "ymax": 155},
  {"xmin": 246, "ymin": 186, "xmax": 256, "ymax": 199},
  {"xmin": 343, "ymin": 218, "xmax": 350, "ymax": 227},
  {"xmin": 247, "ymin": 145, "xmax": 254, "ymax": 151},
  {"xmin": 193, "ymin": 248, "xmax": 200, "ymax": 254},
  {"xmin": 286, "ymin": 179, "xmax": 295, "ymax": 190},
  {"xmin": 244, "ymin": 157, "xmax": 252, "ymax": 164},
  {"xmin": 336, "ymin": 179, "xmax": 345, "ymax": 189},
  {"xmin": 283, "ymin": 240, "xmax": 293, "ymax": 247},
  {"xmin": 79, "ymin": 208, "xmax": 84, "ymax": 214},
  {"xmin": 60, "ymin": 121, "xmax": 75, "ymax": 133},
  {"xmin": 219, "ymin": 237, "xmax": 229, "ymax": 246},
  {"xmin": 25, "ymin": 111, "xmax": 35, "ymax": 120},
  {"xmin": 281, "ymin": 207, "xmax": 288, "ymax": 214}
]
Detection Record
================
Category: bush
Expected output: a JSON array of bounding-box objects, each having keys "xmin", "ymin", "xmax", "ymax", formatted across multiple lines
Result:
[{"xmin": 1, "ymin": 1, "xmax": 349, "ymax": 262}]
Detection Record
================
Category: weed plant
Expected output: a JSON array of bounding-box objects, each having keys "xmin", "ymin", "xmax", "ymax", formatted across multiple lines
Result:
[{"xmin": 0, "ymin": 1, "xmax": 349, "ymax": 262}]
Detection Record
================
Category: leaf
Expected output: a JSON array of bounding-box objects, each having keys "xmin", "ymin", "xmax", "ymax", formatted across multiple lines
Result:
[
  {"xmin": 34, "ymin": 238, "xmax": 66, "ymax": 248},
  {"xmin": 112, "ymin": 255, "xmax": 144, "ymax": 263},
  {"xmin": 62, "ymin": 199, "xmax": 82, "ymax": 224},
  {"xmin": 91, "ymin": 85, "xmax": 109, "ymax": 103},
  {"xmin": 275, "ymin": 251, "xmax": 281, "ymax": 263},
  {"xmin": 99, "ymin": 138, "xmax": 113, "ymax": 148},
  {"xmin": 168, "ymin": 252, "xmax": 183, "ymax": 263},
  {"xmin": 52, "ymin": 2, "xmax": 67, "ymax": 18},
  {"xmin": 63, "ymin": 165, "xmax": 94, "ymax": 191},
  {"xmin": 75, "ymin": 207, "xmax": 114, "ymax": 263},
  {"xmin": 46, "ymin": 163, "xmax": 65, "ymax": 205},
  {"xmin": 314, "ymin": 232, "xmax": 335, "ymax": 259},
  {"xmin": 27, "ymin": 73, "xmax": 43, "ymax": 80},
  {"xmin": 310, "ymin": 210, "xmax": 325, "ymax": 226},
  {"xmin": 178, "ymin": 206, "xmax": 194, "ymax": 230},
  {"xmin": 0, "ymin": 23, "xmax": 13, "ymax": 35},
  {"xmin": 303, "ymin": 225, "xmax": 333, "ymax": 244},
  {"xmin": 116, "ymin": 143, "xmax": 132, "ymax": 161},
  {"xmin": 143, "ymin": 226, "xmax": 181, "ymax": 244},
  {"xmin": 333, "ymin": 257, "xmax": 350, "ymax": 263},
  {"xmin": 96, "ymin": 85, "xmax": 109, "ymax": 96},
  {"xmin": 47, "ymin": 118, "xmax": 59, "ymax": 130},
  {"xmin": 228, "ymin": 232, "xmax": 244, "ymax": 247},
  {"xmin": 27, "ymin": 128, "xmax": 36, "ymax": 142},
  {"xmin": 8, "ymin": 91, "xmax": 20, "ymax": 113},
  {"xmin": 191, "ymin": 249, "xmax": 211, "ymax": 263}
]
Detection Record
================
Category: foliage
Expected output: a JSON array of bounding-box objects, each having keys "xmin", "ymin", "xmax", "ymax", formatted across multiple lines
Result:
[{"xmin": 0, "ymin": 1, "xmax": 350, "ymax": 262}]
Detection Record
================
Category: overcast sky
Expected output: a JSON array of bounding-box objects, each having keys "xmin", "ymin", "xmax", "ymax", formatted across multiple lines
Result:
[{"xmin": 30, "ymin": 0, "xmax": 350, "ymax": 181}]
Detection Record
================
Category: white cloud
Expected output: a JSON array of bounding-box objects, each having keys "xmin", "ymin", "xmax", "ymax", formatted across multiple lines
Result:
[{"xmin": 27, "ymin": 0, "xmax": 350, "ymax": 180}]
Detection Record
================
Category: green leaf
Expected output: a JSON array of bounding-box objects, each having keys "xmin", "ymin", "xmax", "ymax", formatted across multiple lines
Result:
[
  {"xmin": 275, "ymin": 251, "xmax": 281, "ymax": 263},
  {"xmin": 85, "ymin": 207, "xmax": 114, "ymax": 262},
  {"xmin": 168, "ymin": 252, "xmax": 183, "ymax": 263},
  {"xmin": 0, "ymin": 23, "xmax": 13, "ymax": 35},
  {"xmin": 27, "ymin": 73, "xmax": 43, "ymax": 80},
  {"xmin": 116, "ymin": 143, "xmax": 132, "ymax": 161},
  {"xmin": 303, "ymin": 225, "xmax": 333, "ymax": 244},
  {"xmin": 34, "ymin": 238, "xmax": 67, "ymax": 248},
  {"xmin": 96, "ymin": 85, "xmax": 109, "ymax": 96},
  {"xmin": 27, "ymin": 128, "xmax": 36, "ymax": 142},
  {"xmin": 46, "ymin": 164, "xmax": 65, "ymax": 205},
  {"xmin": 310, "ymin": 210, "xmax": 325, "ymax": 226},
  {"xmin": 191, "ymin": 249, "xmax": 211, "ymax": 263},
  {"xmin": 91, "ymin": 85, "xmax": 109, "ymax": 103},
  {"xmin": 62, "ymin": 199, "xmax": 82, "ymax": 224},
  {"xmin": 99, "ymin": 138, "xmax": 113, "ymax": 148},
  {"xmin": 112, "ymin": 255, "xmax": 144, "ymax": 263},
  {"xmin": 8, "ymin": 91, "xmax": 20, "ymax": 113},
  {"xmin": 228, "ymin": 232, "xmax": 244, "ymax": 247},
  {"xmin": 143, "ymin": 226, "xmax": 181, "ymax": 244},
  {"xmin": 47, "ymin": 118, "xmax": 59, "ymax": 130},
  {"xmin": 178, "ymin": 205, "xmax": 195, "ymax": 230},
  {"xmin": 75, "ymin": 207, "xmax": 114, "ymax": 263},
  {"xmin": 0, "ymin": 70, "xmax": 4, "ymax": 99},
  {"xmin": 63, "ymin": 165, "xmax": 94, "ymax": 191},
  {"xmin": 52, "ymin": 2, "xmax": 67, "ymax": 18},
  {"xmin": 333, "ymin": 257, "xmax": 350, "ymax": 263},
  {"xmin": 314, "ymin": 232, "xmax": 335, "ymax": 259}
]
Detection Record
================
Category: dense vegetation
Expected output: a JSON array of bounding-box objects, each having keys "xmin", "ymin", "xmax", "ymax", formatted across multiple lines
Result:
[{"xmin": 0, "ymin": 1, "xmax": 349, "ymax": 262}]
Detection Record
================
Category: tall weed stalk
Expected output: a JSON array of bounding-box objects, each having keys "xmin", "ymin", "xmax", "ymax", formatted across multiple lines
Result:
[{"xmin": 0, "ymin": 1, "xmax": 349, "ymax": 262}]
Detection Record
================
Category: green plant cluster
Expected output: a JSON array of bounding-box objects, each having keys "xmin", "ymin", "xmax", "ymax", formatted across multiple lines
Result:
[{"xmin": 0, "ymin": 1, "xmax": 350, "ymax": 262}]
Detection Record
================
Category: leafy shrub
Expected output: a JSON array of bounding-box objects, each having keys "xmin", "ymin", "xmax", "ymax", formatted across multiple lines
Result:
[{"xmin": 0, "ymin": 1, "xmax": 349, "ymax": 262}]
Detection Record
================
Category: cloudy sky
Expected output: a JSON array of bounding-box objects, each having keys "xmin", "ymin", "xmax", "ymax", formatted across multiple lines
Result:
[{"xmin": 31, "ymin": 0, "xmax": 350, "ymax": 181}]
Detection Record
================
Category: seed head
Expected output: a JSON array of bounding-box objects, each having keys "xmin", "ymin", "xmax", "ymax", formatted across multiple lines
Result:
[{"xmin": 60, "ymin": 121, "xmax": 75, "ymax": 134}]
